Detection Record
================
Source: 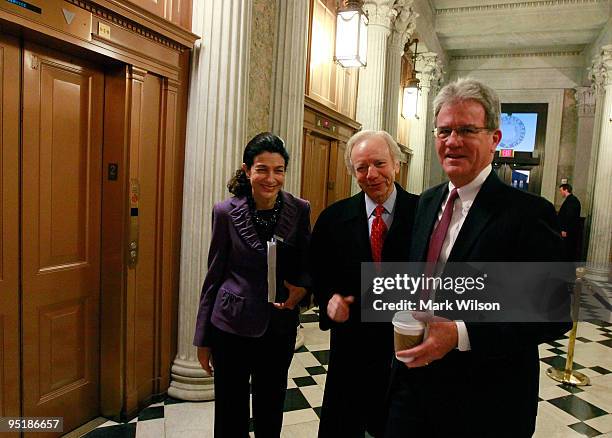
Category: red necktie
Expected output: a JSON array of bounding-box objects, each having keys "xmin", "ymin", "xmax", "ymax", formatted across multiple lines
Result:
[
  {"xmin": 426, "ymin": 188, "xmax": 459, "ymax": 263},
  {"xmin": 421, "ymin": 189, "xmax": 459, "ymax": 306},
  {"xmin": 371, "ymin": 204, "xmax": 388, "ymax": 263}
]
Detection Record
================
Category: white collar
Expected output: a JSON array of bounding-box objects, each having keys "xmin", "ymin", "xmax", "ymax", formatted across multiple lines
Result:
[
  {"xmin": 365, "ymin": 184, "xmax": 397, "ymax": 217},
  {"xmin": 448, "ymin": 165, "xmax": 492, "ymax": 204}
]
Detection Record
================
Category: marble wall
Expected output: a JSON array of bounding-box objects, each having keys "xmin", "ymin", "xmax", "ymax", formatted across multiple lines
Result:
[
  {"xmin": 555, "ymin": 89, "xmax": 579, "ymax": 209},
  {"xmin": 247, "ymin": 0, "xmax": 276, "ymax": 140}
]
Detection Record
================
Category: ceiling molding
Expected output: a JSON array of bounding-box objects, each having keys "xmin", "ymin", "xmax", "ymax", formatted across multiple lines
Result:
[
  {"xmin": 451, "ymin": 50, "xmax": 583, "ymax": 60},
  {"xmin": 436, "ymin": 0, "xmax": 607, "ymax": 15}
]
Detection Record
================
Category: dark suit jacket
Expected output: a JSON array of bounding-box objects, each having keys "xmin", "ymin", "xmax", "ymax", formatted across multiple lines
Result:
[
  {"xmin": 310, "ymin": 183, "xmax": 418, "ymax": 437},
  {"xmin": 395, "ymin": 171, "xmax": 570, "ymax": 437},
  {"xmin": 193, "ymin": 191, "xmax": 311, "ymax": 347},
  {"xmin": 558, "ymin": 194, "xmax": 582, "ymax": 261},
  {"xmin": 558, "ymin": 194, "xmax": 581, "ymax": 237}
]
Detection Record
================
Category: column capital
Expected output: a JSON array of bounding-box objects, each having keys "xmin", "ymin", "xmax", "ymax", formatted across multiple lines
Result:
[
  {"xmin": 417, "ymin": 52, "xmax": 444, "ymax": 90},
  {"xmin": 574, "ymin": 86, "xmax": 596, "ymax": 117},
  {"xmin": 387, "ymin": 1, "xmax": 418, "ymax": 54},
  {"xmin": 589, "ymin": 45, "xmax": 612, "ymax": 91},
  {"xmin": 363, "ymin": 0, "xmax": 397, "ymax": 29}
]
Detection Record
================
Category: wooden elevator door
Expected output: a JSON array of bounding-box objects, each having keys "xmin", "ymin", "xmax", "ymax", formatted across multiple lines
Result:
[
  {"xmin": 0, "ymin": 33, "xmax": 21, "ymax": 438},
  {"xmin": 301, "ymin": 132, "xmax": 352, "ymax": 223},
  {"xmin": 21, "ymin": 42, "xmax": 103, "ymax": 435}
]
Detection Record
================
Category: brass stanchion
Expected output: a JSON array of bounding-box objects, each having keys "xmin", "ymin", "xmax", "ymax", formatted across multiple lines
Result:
[{"xmin": 546, "ymin": 267, "xmax": 590, "ymax": 386}]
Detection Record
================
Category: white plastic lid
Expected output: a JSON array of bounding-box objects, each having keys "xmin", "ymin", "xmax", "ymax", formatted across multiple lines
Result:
[{"xmin": 392, "ymin": 311, "xmax": 425, "ymax": 335}]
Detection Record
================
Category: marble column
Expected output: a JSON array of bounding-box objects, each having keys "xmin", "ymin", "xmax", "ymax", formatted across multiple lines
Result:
[
  {"xmin": 168, "ymin": 0, "xmax": 253, "ymax": 401},
  {"xmin": 586, "ymin": 45, "xmax": 612, "ymax": 281},
  {"xmin": 352, "ymin": 0, "xmax": 395, "ymax": 194},
  {"xmin": 407, "ymin": 53, "xmax": 442, "ymax": 194},
  {"xmin": 269, "ymin": 0, "xmax": 309, "ymax": 196},
  {"xmin": 355, "ymin": 0, "xmax": 396, "ymax": 131},
  {"xmin": 383, "ymin": 0, "xmax": 417, "ymax": 139},
  {"xmin": 573, "ymin": 87, "xmax": 596, "ymax": 215}
]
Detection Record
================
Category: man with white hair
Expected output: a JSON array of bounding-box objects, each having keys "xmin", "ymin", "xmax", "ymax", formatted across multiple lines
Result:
[{"xmin": 310, "ymin": 130, "xmax": 418, "ymax": 437}]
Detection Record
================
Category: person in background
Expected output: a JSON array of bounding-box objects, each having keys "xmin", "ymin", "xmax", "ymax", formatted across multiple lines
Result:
[
  {"xmin": 558, "ymin": 183, "xmax": 582, "ymax": 261},
  {"xmin": 310, "ymin": 130, "xmax": 418, "ymax": 437},
  {"xmin": 193, "ymin": 132, "xmax": 311, "ymax": 437}
]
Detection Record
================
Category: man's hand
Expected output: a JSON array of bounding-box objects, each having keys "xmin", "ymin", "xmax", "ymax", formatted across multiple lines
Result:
[
  {"xmin": 327, "ymin": 293, "xmax": 354, "ymax": 322},
  {"xmin": 273, "ymin": 281, "xmax": 307, "ymax": 310},
  {"xmin": 197, "ymin": 346, "xmax": 213, "ymax": 375},
  {"xmin": 396, "ymin": 320, "xmax": 458, "ymax": 367}
]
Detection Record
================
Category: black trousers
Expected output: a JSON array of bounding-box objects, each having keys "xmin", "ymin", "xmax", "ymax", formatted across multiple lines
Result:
[
  {"xmin": 211, "ymin": 322, "xmax": 297, "ymax": 438},
  {"xmin": 319, "ymin": 324, "xmax": 393, "ymax": 438}
]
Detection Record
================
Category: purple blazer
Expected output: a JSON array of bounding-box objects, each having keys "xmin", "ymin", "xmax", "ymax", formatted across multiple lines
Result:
[{"xmin": 193, "ymin": 191, "xmax": 311, "ymax": 347}]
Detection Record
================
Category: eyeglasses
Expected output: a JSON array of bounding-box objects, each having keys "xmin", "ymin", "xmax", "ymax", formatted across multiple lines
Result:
[{"xmin": 433, "ymin": 126, "xmax": 491, "ymax": 140}]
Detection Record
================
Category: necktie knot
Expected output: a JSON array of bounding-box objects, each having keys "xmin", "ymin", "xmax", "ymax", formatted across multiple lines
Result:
[
  {"xmin": 375, "ymin": 204, "xmax": 385, "ymax": 218},
  {"xmin": 425, "ymin": 187, "xmax": 459, "ymax": 264},
  {"xmin": 448, "ymin": 188, "xmax": 459, "ymax": 204}
]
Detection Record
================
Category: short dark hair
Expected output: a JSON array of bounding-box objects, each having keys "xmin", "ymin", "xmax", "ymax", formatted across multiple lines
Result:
[
  {"xmin": 227, "ymin": 132, "xmax": 290, "ymax": 196},
  {"xmin": 559, "ymin": 183, "xmax": 573, "ymax": 193}
]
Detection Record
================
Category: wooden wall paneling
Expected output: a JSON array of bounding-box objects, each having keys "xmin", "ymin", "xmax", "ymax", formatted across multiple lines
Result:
[
  {"xmin": 0, "ymin": 33, "xmax": 20, "ymax": 435},
  {"xmin": 127, "ymin": 0, "xmax": 165, "ymax": 21},
  {"xmin": 308, "ymin": 0, "xmax": 337, "ymax": 110},
  {"xmin": 303, "ymin": 96, "xmax": 361, "ymax": 143},
  {"xmin": 124, "ymin": 65, "xmax": 146, "ymax": 416},
  {"xmin": 329, "ymin": 140, "xmax": 351, "ymax": 205},
  {"xmin": 101, "ymin": 65, "xmax": 130, "ymax": 419},
  {"xmin": 156, "ymin": 76, "xmax": 181, "ymax": 394},
  {"xmin": 21, "ymin": 42, "xmax": 103, "ymax": 435},
  {"xmin": 399, "ymin": 162, "xmax": 408, "ymax": 189},
  {"xmin": 134, "ymin": 72, "xmax": 162, "ymax": 407},
  {"xmin": 90, "ymin": 0, "xmax": 196, "ymax": 45},
  {"xmin": 0, "ymin": 0, "xmax": 196, "ymax": 81},
  {"xmin": 327, "ymin": 140, "xmax": 339, "ymax": 206},
  {"xmin": 305, "ymin": 0, "xmax": 314, "ymax": 94},
  {"xmin": 120, "ymin": 0, "xmax": 192, "ymax": 30},
  {"xmin": 90, "ymin": 16, "xmax": 181, "ymax": 80},
  {"xmin": 123, "ymin": 68, "xmax": 167, "ymax": 413},
  {"xmin": 169, "ymin": 50, "xmax": 190, "ymax": 378},
  {"xmin": 301, "ymin": 132, "xmax": 330, "ymax": 223},
  {"xmin": 171, "ymin": 0, "xmax": 193, "ymax": 32}
]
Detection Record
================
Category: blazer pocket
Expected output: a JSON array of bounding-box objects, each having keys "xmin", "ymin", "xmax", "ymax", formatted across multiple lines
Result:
[{"xmin": 217, "ymin": 288, "xmax": 245, "ymax": 319}]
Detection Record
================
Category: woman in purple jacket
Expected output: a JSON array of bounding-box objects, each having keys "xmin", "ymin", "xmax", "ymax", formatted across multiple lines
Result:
[{"xmin": 193, "ymin": 132, "xmax": 311, "ymax": 437}]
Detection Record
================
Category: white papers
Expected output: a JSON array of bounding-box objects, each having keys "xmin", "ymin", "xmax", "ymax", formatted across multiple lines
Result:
[{"xmin": 267, "ymin": 239, "xmax": 277, "ymax": 303}]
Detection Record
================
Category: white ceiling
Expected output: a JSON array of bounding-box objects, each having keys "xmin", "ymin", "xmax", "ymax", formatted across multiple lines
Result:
[{"xmin": 424, "ymin": 0, "xmax": 611, "ymax": 57}]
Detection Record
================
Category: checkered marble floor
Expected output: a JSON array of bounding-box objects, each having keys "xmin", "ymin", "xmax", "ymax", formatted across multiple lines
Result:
[
  {"xmin": 80, "ymin": 309, "xmax": 612, "ymax": 438},
  {"xmin": 580, "ymin": 279, "xmax": 612, "ymax": 323}
]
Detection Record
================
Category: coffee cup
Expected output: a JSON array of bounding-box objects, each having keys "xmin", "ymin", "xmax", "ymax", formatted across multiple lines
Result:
[{"xmin": 392, "ymin": 311, "xmax": 425, "ymax": 363}]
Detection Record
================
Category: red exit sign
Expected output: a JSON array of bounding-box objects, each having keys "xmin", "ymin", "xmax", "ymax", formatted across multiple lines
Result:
[{"xmin": 500, "ymin": 149, "xmax": 514, "ymax": 158}]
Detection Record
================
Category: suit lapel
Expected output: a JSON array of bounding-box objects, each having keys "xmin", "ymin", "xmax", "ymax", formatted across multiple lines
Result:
[
  {"xmin": 345, "ymin": 192, "xmax": 372, "ymax": 262},
  {"xmin": 229, "ymin": 196, "xmax": 265, "ymax": 252},
  {"xmin": 273, "ymin": 191, "xmax": 298, "ymax": 245},
  {"xmin": 412, "ymin": 185, "xmax": 448, "ymax": 261},
  {"xmin": 386, "ymin": 184, "xmax": 406, "ymax": 238},
  {"xmin": 447, "ymin": 172, "xmax": 503, "ymax": 262}
]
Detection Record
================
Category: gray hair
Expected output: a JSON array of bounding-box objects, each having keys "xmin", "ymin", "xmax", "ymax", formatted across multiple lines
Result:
[
  {"xmin": 344, "ymin": 130, "xmax": 401, "ymax": 174},
  {"xmin": 433, "ymin": 78, "xmax": 501, "ymax": 130}
]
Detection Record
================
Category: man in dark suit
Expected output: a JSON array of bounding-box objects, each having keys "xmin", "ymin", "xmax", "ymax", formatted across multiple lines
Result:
[
  {"xmin": 385, "ymin": 78, "xmax": 570, "ymax": 438},
  {"xmin": 310, "ymin": 130, "xmax": 418, "ymax": 437},
  {"xmin": 558, "ymin": 183, "xmax": 582, "ymax": 260}
]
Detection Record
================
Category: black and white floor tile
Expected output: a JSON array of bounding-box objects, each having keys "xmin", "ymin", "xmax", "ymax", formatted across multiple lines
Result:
[{"xmin": 81, "ymin": 308, "xmax": 612, "ymax": 438}]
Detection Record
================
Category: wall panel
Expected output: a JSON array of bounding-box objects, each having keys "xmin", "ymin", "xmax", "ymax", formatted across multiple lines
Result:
[{"xmin": 0, "ymin": 34, "xmax": 19, "ymax": 429}]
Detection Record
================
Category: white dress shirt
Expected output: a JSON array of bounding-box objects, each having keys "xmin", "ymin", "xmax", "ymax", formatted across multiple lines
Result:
[{"xmin": 432, "ymin": 165, "xmax": 492, "ymax": 351}]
